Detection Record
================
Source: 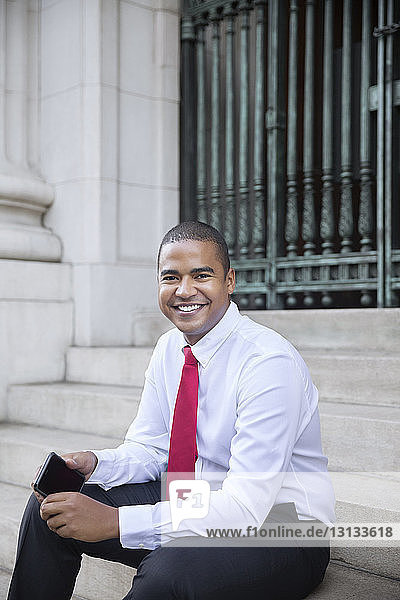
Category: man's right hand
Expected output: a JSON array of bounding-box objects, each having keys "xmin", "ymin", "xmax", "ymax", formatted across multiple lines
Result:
[{"xmin": 31, "ymin": 451, "xmax": 98, "ymax": 504}]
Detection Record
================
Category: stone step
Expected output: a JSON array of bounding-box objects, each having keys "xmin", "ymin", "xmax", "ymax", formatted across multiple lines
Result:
[
  {"xmin": 66, "ymin": 347, "xmax": 153, "ymax": 386},
  {"xmin": 5, "ymin": 387, "xmax": 399, "ymax": 473},
  {"xmin": 1, "ymin": 563, "xmax": 399, "ymax": 600},
  {"xmin": 132, "ymin": 307, "xmax": 400, "ymax": 353},
  {"xmin": 7, "ymin": 383, "xmax": 141, "ymax": 439},
  {"xmin": 66, "ymin": 346, "xmax": 400, "ymax": 409},
  {"xmin": 0, "ymin": 477, "xmax": 398, "ymax": 599},
  {"xmin": 0, "ymin": 423, "xmax": 120, "ymax": 489},
  {"xmin": 331, "ymin": 472, "xmax": 400, "ymax": 579},
  {"xmin": 0, "ymin": 568, "xmax": 12, "ymax": 600},
  {"xmin": 304, "ymin": 351, "xmax": 400, "ymax": 407},
  {"xmin": 4, "ymin": 394, "xmax": 398, "ymax": 475},
  {"xmin": 307, "ymin": 561, "xmax": 400, "ymax": 599},
  {"xmin": 319, "ymin": 401, "xmax": 400, "ymax": 471}
]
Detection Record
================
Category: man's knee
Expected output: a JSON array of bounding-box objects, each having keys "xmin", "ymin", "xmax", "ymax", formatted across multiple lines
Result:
[
  {"xmin": 129, "ymin": 547, "xmax": 190, "ymax": 600},
  {"xmin": 23, "ymin": 493, "xmax": 43, "ymax": 527}
]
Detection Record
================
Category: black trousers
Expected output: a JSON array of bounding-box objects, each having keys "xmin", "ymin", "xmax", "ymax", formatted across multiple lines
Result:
[{"xmin": 7, "ymin": 481, "xmax": 329, "ymax": 600}]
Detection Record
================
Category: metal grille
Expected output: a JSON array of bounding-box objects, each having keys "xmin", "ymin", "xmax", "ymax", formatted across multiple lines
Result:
[{"xmin": 180, "ymin": 0, "xmax": 400, "ymax": 309}]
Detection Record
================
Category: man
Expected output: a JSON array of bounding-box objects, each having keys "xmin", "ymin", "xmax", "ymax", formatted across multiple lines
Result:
[{"xmin": 8, "ymin": 221, "xmax": 335, "ymax": 600}]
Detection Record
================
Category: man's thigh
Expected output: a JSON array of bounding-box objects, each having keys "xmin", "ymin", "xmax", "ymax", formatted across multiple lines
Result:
[
  {"xmin": 75, "ymin": 481, "xmax": 161, "ymax": 568},
  {"xmin": 129, "ymin": 541, "xmax": 330, "ymax": 600}
]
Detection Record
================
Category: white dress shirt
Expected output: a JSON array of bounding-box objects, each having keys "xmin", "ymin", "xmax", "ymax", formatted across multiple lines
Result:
[{"xmin": 89, "ymin": 301, "xmax": 336, "ymax": 549}]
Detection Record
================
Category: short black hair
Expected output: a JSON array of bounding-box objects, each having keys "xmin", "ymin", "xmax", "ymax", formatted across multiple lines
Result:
[{"xmin": 157, "ymin": 221, "xmax": 230, "ymax": 277}]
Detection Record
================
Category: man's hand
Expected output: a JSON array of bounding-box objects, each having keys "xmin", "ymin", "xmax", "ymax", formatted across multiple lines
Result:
[
  {"xmin": 61, "ymin": 451, "xmax": 98, "ymax": 481},
  {"xmin": 40, "ymin": 492, "xmax": 119, "ymax": 542},
  {"xmin": 31, "ymin": 451, "xmax": 98, "ymax": 504}
]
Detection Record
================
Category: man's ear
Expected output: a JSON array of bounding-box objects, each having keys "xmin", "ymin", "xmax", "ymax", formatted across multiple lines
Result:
[{"xmin": 226, "ymin": 268, "xmax": 235, "ymax": 295}]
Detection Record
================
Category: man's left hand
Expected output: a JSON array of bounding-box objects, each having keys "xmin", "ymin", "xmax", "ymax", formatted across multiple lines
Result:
[{"xmin": 40, "ymin": 492, "xmax": 119, "ymax": 542}]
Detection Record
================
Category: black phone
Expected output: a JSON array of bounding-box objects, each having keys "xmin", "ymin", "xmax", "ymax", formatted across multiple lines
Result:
[{"xmin": 33, "ymin": 452, "xmax": 85, "ymax": 497}]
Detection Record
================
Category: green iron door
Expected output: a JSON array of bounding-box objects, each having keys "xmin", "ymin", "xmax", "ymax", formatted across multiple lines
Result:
[{"xmin": 180, "ymin": 0, "xmax": 400, "ymax": 309}]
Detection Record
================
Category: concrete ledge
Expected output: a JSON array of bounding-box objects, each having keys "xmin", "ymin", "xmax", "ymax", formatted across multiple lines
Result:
[
  {"xmin": 308, "ymin": 561, "xmax": 400, "ymax": 599},
  {"xmin": 244, "ymin": 308, "xmax": 400, "ymax": 353},
  {"xmin": 0, "ymin": 424, "xmax": 120, "ymax": 488},
  {"xmin": 305, "ymin": 352, "xmax": 400, "ymax": 407},
  {"xmin": 8, "ymin": 383, "xmax": 141, "ymax": 438},
  {"xmin": 127, "ymin": 307, "xmax": 400, "ymax": 353},
  {"xmin": 66, "ymin": 347, "xmax": 153, "ymax": 386},
  {"xmin": 320, "ymin": 402, "xmax": 400, "ymax": 471}
]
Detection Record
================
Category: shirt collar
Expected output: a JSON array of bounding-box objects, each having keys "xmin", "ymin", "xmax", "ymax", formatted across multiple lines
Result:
[{"xmin": 179, "ymin": 301, "xmax": 241, "ymax": 368}]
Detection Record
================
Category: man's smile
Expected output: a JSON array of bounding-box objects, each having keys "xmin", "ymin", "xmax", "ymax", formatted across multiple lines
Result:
[{"xmin": 171, "ymin": 303, "xmax": 209, "ymax": 315}]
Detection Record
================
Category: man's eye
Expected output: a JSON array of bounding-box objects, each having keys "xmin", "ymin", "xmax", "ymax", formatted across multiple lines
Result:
[
  {"xmin": 196, "ymin": 273, "xmax": 211, "ymax": 279},
  {"xmin": 162, "ymin": 276, "xmax": 178, "ymax": 282}
]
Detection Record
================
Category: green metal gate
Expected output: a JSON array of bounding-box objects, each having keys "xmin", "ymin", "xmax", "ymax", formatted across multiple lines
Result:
[{"xmin": 180, "ymin": 0, "xmax": 400, "ymax": 309}]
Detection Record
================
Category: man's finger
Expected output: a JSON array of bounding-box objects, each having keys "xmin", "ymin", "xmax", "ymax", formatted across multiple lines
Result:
[
  {"xmin": 43, "ymin": 492, "xmax": 70, "ymax": 504},
  {"xmin": 46, "ymin": 514, "xmax": 67, "ymax": 531},
  {"xmin": 40, "ymin": 500, "xmax": 66, "ymax": 520}
]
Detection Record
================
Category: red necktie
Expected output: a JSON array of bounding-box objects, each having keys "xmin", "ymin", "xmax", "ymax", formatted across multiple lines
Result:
[{"xmin": 167, "ymin": 346, "xmax": 199, "ymax": 478}]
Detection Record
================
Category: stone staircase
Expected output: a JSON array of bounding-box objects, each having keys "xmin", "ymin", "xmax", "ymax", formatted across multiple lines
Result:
[{"xmin": 1, "ymin": 309, "xmax": 399, "ymax": 599}]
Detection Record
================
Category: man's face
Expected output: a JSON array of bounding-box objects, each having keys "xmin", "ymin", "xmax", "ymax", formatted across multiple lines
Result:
[{"xmin": 158, "ymin": 240, "xmax": 235, "ymax": 345}]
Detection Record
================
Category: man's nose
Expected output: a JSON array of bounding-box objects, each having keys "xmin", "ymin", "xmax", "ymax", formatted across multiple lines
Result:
[{"xmin": 175, "ymin": 276, "xmax": 196, "ymax": 297}]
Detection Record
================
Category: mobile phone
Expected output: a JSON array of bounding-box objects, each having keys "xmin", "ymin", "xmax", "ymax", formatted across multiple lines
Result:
[{"xmin": 33, "ymin": 452, "xmax": 85, "ymax": 497}]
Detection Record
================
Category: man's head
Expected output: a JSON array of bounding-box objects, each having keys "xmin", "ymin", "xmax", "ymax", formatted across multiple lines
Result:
[{"xmin": 157, "ymin": 221, "xmax": 235, "ymax": 345}]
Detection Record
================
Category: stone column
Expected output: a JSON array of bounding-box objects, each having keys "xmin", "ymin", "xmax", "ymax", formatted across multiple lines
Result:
[{"xmin": 0, "ymin": 0, "xmax": 61, "ymax": 261}]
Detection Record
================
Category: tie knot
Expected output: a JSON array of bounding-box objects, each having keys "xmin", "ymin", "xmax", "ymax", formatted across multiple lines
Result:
[{"xmin": 183, "ymin": 346, "xmax": 197, "ymax": 366}]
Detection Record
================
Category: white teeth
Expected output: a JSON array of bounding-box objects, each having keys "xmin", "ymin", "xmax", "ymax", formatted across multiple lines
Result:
[{"xmin": 177, "ymin": 304, "xmax": 202, "ymax": 312}]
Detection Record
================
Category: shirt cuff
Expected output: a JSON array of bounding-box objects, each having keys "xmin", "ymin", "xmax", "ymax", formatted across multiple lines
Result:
[
  {"xmin": 119, "ymin": 504, "xmax": 158, "ymax": 550},
  {"xmin": 86, "ymin": 449, "xmax": 117, "ymax": 488}
]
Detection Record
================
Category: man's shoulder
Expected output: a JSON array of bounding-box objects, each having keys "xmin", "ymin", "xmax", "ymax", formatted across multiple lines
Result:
[
  {"xmin": 234, "ymin": 313, "xmax": 295, "ymax": 357},
  {"xmin": 153, "ymin": 326, "xmax": 182, "ymax": 355}
]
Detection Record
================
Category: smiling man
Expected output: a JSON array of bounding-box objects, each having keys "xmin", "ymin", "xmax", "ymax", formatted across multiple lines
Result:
[
  {"xmin": 7, "ymin": 221, "xmax": 335, "ymax": 600},
  {"xmin": 158, "ymin": 235, "xmax": 235, "ymax": 343}
]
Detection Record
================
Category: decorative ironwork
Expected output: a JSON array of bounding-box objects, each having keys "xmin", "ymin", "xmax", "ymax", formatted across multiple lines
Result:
[
  {"xmin": 238, "ymin": 0, "xmax": 251, "ymax": 259},
  {"xmin": 285, "ymin": 0, "xmax": 299, "ymax": 260},
  {"xmin": 339, "ymin": 0, "xmax": 353, "ymax": 253},
  {"xmin": 196, "ymin": 18, "xmax": 207, "ymax": 222},
  {"xmin": 224, "ymin": 2, "xmax": 236, "ymax": 257},
  {"xmin": 373, "ymin": 21, "xmax": 400, "ymax": 36},
  {"xmin": 252, "ymin": 0, "xmax": 267, "ymax": 259},
  {"xmin": 320, "ymin": 0, "xmax": 335, "ymax": 306},
  {"xmin": 359, "ymin": 0, "xmax": 374, "ymax": 307},
  {"xmin": 321, "ymin": 0, "xmax": 335, "ymax": 256},
  {"xmin": 181, "ymin": 0, "xmax": 399, "ymax": 310},
  {"xmin": 210, "ymin": 9, "xmax": 222, "ymax": 231},
  {"xmin": 302, "ymin": 0, "xmax": 316, "ymax": 258}
]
